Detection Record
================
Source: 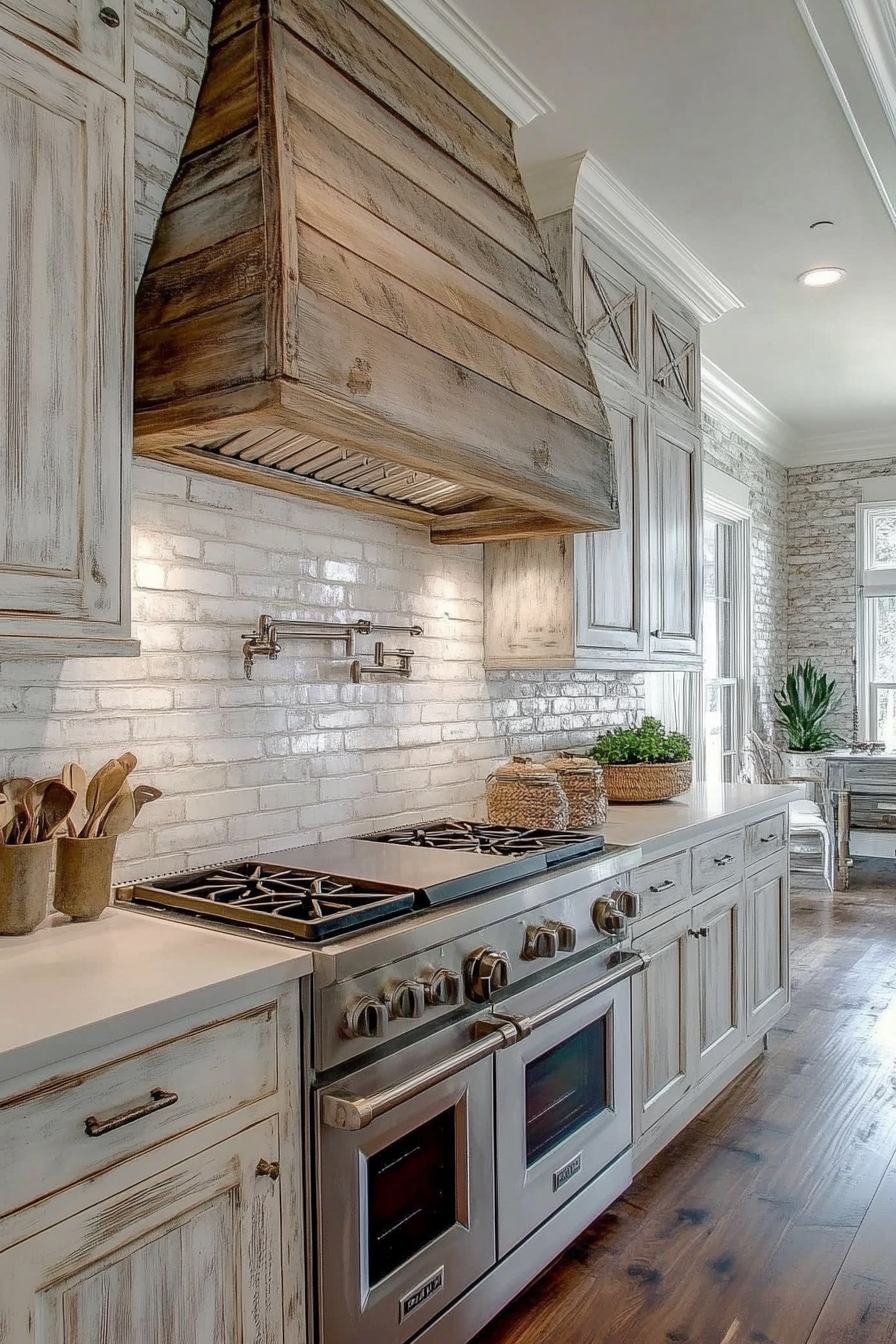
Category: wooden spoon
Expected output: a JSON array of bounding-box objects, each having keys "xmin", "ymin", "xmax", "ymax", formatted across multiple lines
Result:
[
  {"xmin": 83, "ymin": 760, "xmax": 128, "ymax": 838},
  {"xmin": 0, "ymin": 793, "xmax": 14, "ymax": 836},
  {"xmin": 132, "ymin": 784, "xmax": 163, "ymax": 819},
  {"xmin": 61, "ymin": 762, "xmax": 89, "ymax": 835},
  {"xmin": 102, "ymin": 784, "xmax": 136, "ymax": 837},
  {"xmin": 36, "ymin": 781, "xmax": 76, "ymax": 842},
  {"xmin": 118, "ymin": 752, "xmax": 138, "ymax": 776}
]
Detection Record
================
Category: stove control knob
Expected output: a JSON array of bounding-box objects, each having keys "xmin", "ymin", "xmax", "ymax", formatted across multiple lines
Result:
[
  {"xmin": 522, "ymin": 924, "xmax": 559, "ymax": 961},
  {"xmin": 343, "ymin": 996, "xmax": 389, "ymax": 1040},
  {"xmin": 382, "ymin": 979, "xmax": 426, "ymax": 1021},
  {"xmin": 613, "ymin": 889, "xmax": 642, "ymax": 920},
  {"xmin": 464, "ymin": 947, "xmax": 512, "ymax": 1003},
  {"xmin": 545, "ymin": 920, "xmax": 578, "ymax": 952},
  {"xmin": 419, "ymin": 967, "xmax": 463, "ymax": 1007},
  {"xmin": 592, "ymin": 897, "xmax": 625, "ymax": 936}
]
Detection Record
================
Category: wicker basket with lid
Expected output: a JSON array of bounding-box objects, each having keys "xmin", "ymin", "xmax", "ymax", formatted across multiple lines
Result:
[
  {"xmin": 543, "ymin": 752, "xmax": 608, "ymax": 827},
  {"xmin": 486, "ymin": 756, "xmax": 569, "ymax": 830}
]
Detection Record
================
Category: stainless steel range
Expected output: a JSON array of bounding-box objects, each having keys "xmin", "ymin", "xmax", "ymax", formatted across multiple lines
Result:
[{"xmin": 117, "ymin": 820, "xmax": 647, "ymax": 1344}]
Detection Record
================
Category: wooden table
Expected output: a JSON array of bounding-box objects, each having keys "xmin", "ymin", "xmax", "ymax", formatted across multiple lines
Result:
[{"xmin": 825, "ymin": 753, "xmax": 896, "ymax": 890}]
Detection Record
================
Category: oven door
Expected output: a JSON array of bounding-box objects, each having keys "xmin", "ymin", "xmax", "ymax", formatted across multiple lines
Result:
[
  {"xmin": 316, "ymin": 1022, "xmax": 499, "ymax": 1344},
  {"xmin": 494, "ymin": 954, "xmax": 637, "ymax": 1257}
]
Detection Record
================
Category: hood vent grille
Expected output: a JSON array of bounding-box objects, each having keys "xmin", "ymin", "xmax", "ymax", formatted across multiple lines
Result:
[{"xmin": 133, "ymin": 0, "xmax": 618, "ymax": 545}]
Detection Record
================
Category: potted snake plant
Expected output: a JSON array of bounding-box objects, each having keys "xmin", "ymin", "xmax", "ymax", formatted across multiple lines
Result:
[{"xmin": 774, "ymin": 661, "xmax": 842, "ymax": 775}]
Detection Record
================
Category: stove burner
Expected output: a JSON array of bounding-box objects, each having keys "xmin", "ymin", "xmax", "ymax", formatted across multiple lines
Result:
[
  {"xmin": 364, "ymin": 820, "xmax": 605, "ymax": 862},
  {"xmin": 121, "ymin": 862, "xmax": 416, "ymax": 941}
]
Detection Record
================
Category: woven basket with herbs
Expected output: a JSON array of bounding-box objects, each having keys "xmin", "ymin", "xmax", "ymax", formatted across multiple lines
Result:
[
  {"xmin": 544, "ymin": 752, "xmax": 608, "ymax": 827},
  {"xmin": 589, "ymin": 719, "xmax": 693, "ymax": 804},
  {"xmin": 486, "ymin": 756, "xmax": 569, "ymax": 829}
]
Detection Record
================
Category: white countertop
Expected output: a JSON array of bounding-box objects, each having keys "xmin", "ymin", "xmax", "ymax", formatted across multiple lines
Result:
[
  {"xmin": 602, "ymin": 783, "xmax": 801, "ymax": 858},
  {"xmin": 0, "ymin": 909, "xmax": 312, "ymax": 1087}
]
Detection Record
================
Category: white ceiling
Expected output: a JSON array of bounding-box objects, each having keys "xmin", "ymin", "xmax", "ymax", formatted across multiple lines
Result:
[{"xmin": 452, "ymin": 0, "xmax": 896, "ymax": 445}]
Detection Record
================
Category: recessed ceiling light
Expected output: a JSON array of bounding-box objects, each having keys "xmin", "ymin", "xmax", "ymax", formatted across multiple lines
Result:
[{"xmin": 798, "ymin": 266, "xmax": 846, "ymax": 287}]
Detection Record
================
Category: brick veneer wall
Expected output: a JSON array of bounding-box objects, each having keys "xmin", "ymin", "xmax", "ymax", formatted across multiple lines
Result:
[
  {"xmin": 787, "ymin": 457, "xmax": 896, "ymax": 744},
  {"xmin": 702, "ymin": 415, "xmax": 789, "ymax": 742},
  {"xmin": 0, "ymin": 0, "xmax": 644, "ymax": 883}
]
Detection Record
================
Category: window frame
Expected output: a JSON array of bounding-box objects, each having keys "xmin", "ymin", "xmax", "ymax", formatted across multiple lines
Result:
[
  {"xmin": 856, "ymin": 500, "xmax": 896, "ymax": 745},
  {"xmin": 703, "ymin": 486, "xmax": 751, "ymax": 784}
]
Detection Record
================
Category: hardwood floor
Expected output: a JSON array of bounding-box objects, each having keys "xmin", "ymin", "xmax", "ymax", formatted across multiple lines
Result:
[{"xmin": 475, "ymin": 863, "xmax": 896, "ymax": 1344}]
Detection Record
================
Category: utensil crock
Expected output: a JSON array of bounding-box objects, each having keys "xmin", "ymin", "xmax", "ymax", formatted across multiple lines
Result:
[
  {"xmin": 0, "ymin": 839, "xmax": 54, "ymax": 935},
  {"xmin": 53, "ymin": 833, "xmax": 117, "ymax": 922}
]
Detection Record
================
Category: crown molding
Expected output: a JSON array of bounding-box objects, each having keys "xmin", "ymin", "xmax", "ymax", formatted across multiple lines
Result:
[
  {"xmin": 701, "ymin": 359, "xmax": 797, "ymax": 463},
  {"xmin": 378, "ymin": 0, "xmax": 554, "ymax": 127},
  {"xmin": 789, "ymin": 425, "xmax": 896, "ymax": 467},
  {"xmin": 524, "ymin": 153, "xmax": 743, "ymax": 324},
  {"xmin": 794, "ymin": 0, "xmax": 896, "ymax": 232}
]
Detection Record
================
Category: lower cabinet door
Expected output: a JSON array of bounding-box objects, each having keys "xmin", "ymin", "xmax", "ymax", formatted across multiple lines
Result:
[
  {"xmin": 694, "ymin": 885, "xmax": 745, "ymax": 1080},
  {"xmin": 0, "ymin": 1118, "xmax": 283, "ymax": 1344},
  {"xmin": 746, "ymin": 857, "xmax": 790, "ymax": 1038},
  {"xmin": 631, "ymin": 909, "xmax": 695, "ymax": 1137}
]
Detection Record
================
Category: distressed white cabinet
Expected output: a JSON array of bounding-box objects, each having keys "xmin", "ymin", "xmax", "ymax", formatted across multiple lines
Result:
[
  {"xmin": 483, "ymin": 219, "xmax": 702, "ymax": 672},
  {"xmin": 0, "ymin": 10, "xmax": 136, "ymax": 656},
  {"xmin": 745, "ymin": 853, "xmax": 790, "ymax": 1037},
  {"xmin": 0, "ymin": 1119, "xmax": 283, "ymax": 1344},
  {"xmin": 629, "ymin": 806, "xmax": 790, "ymax": 1168}
]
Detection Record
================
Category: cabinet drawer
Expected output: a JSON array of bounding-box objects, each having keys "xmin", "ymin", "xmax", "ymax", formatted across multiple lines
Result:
[
  {"xmin": 691, "ymin": 830, "xmax": 745, "ymax": 892},
  {"xmin": 0, "ymin": 0, "xmax": 126, "ymax": 83},
  {"xmin": 746, "ymin": 813, "xmax": 787, "ymax": 863},
  {"xmin": 0, "ymin": 1003, "xmax": 278, "ymax": 1216},
  {"xmin": 631, "ymin": 850, "xmax": 690, "ymax": 918}
]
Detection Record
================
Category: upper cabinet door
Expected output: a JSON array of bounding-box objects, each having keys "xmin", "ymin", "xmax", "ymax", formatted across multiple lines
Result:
[
  {"xmin": 576, "ymin": 379, "xmax": 649, "ymax": 656},
  {"xmin": 0, "ymin": 0, "xmax": 126, "ymax": 84},
  {"xmin": 648, "ymin": 409, "xmax": 702, "ymax": 659},
  {"xmin": 0, "ymin": 29, "xmax": 131, "ymax": 646},
  {"xmin": 581, "ymin": 234, "xmax": 646, "ymax": 393},
  {"xmin": 650, "ymin": 292, "xmax": 698, "ymax": 425}
]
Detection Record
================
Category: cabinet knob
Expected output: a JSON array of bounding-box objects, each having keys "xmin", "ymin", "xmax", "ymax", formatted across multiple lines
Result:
[
  {"xmin": 99, "ymin": 6, "xmax": 121, "ymax": 26},
  {"xmin": 256, "ymin": 1159, "xmax": 280, "ymax": 1181}
]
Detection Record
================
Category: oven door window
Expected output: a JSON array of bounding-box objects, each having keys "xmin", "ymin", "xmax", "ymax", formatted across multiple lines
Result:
[
  {"xmin": 366, "ymin": 1106, "xmax": 457, "ymax": 1286},
  {"xmin": 525, "ymin": 1015, "xmax": 608, "ymax": 1166}
]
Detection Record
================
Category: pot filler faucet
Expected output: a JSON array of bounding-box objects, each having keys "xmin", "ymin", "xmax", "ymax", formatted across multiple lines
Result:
[{"xmin": 241, "ymin": 615, "xmax": 423, "ymax": 681}]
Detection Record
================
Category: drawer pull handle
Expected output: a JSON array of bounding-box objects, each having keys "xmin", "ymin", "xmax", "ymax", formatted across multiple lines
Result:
[
  {"xmin": 688, "ymin": 927, "xmax": 709, "ymax": 939},
  {"xmin": 649, "ymin": 879, "xmax": 676, "ymax": 893},
  {"xmin": 98, "ymin": 6, "xmax": 121, "ymax": 26},
  {"xmin": 760, "ymin": 833, "xmax": 778, "ymax": 843},
  {"xmin": 84, "ymin": 1087, "xmax": 178, "ymax": 1137},
  {"xmin": 256, "ymin": 1159, "xmax": 280, "ymax": 1181},
  {"xmin": 713, "ymin": 854, "xmax": 734, "ymax": 866}
]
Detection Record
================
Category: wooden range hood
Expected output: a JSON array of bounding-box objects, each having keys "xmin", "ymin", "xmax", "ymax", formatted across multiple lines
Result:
[{"xmin": 133, "ymin": 0, "xmax": 619, "ymax": 544}]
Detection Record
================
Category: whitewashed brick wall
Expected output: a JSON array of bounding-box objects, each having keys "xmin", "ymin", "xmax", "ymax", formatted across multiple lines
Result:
[
  {"xmin": 787, "ymin": 457, "xmax": 896, "ymax": 743},
  {"xmin": 0, "ymin": 462, "xmax": 644, "ymax": 882},
  {"xmin": 702, "ymin": 415, "xmax": 789, "ymax": 742}
]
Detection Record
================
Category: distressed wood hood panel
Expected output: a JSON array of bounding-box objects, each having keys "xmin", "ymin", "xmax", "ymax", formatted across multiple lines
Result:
[{"xmin": 133, "ymin": 0, "xmax": 619, "ymax": 542}]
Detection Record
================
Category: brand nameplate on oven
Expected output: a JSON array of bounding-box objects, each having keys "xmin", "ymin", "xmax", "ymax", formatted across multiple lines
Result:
[
  {"xmin": 399, "ymin": 1267, "xmax": 445, "ymax": 1321},
  {"xmin": 553, "ymin": 1152, "xmax": 583, "ymax": 1193}
]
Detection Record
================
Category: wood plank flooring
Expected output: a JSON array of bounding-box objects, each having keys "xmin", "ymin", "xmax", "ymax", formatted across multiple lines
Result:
[{"xmin": 475, "ymin": 863, "xmax": 896, "ymax": 1344}]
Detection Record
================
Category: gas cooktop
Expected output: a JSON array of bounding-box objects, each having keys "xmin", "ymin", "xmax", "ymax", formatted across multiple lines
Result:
[
  {"xmin": 117, "ymin": 862, "xmax": 416, "ymax": 941},
  {"xmin": 360, "ymin": 819, "xmax": 606, "ymax": 863}
]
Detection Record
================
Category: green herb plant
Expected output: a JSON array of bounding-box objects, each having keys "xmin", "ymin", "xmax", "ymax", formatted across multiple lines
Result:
[
  {"xmin": 588, "ymin": 717, "xmax": 692, "ymax": 766},
  {"xmin": 774, "ymin": 660, "xmax": 842, "ymax": 752}
]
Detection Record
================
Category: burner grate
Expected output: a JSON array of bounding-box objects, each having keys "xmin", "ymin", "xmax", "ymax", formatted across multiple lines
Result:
[
  {"xmin": 121, "ymin": 862, "xmax": 416, "ymax": 941},
  {"xmin": 362, "ymin": 819, "xmax": 605, "ymax": 862}
]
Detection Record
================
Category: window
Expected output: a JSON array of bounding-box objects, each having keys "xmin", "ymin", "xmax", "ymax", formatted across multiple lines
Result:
[
  {"xmin": 858, "ymin": 502, "xmax": 896, "ymax": 748},
  {"xmin": 702, "ymin": 470, "xmax": 751, "ymax": 785}
]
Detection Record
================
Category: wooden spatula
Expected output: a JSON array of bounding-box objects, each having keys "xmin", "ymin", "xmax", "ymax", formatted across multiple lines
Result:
[
  {"xmin": 37, "ymin": 781, "xmax": 76, "ymax": 842},
  {"xmin": 132, "ymin": 784, "xmax": 163, "ymax": 819},
  {"xmin": 102, "ymin": 784, "xmax": 136, "ymax": 837},
  {"xmin": 84, "ymin": 760, "xmax": 128, "ymax": 838}
]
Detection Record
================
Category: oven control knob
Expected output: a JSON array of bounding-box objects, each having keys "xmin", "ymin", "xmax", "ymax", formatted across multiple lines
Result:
[
  {"xmin": 464, "ymin": 947, "xmax": 512, "ymax": 1003},
  {"xmin": 592, "ymin": 897, "xmax": 625, "ymax": 936},
  {"xmin": 613, "ymin": 889, "xmax": 642, "ymax": 920},
  {"xmin": 418, "ymin": 967, "xmax": 463, "ymax": 1007},
  {"xmin": 381, "ymin": 979, "xmax": 426, "ymax": 1020},
  {"xmin": 522, "ymin": 924, "xmax": 559, "ymax": 960},
  {"xmin": 545, "ymin": 920, "xmax": 577, "ymax": 952},
  {"xmin": 343, "ymin": 996, "xmax": 389, "ymax": 1039}
]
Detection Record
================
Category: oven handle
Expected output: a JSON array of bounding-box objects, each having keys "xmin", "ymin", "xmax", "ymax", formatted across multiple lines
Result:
[
  {"xmin": 499, "ymin": 950, "xmax": 651, "ymax": 1039},
  {"xmin": 318, "ymin": 953, "xmax": 650, "ymax": 1132},
  {"xmin": 319, "ymin": 1018, "xmax": 519, "ymax": 1131}
]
